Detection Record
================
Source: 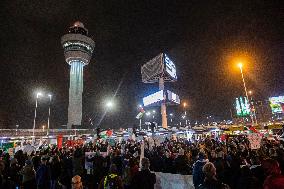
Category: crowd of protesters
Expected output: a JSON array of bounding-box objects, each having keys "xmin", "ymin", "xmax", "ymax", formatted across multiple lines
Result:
[{"xmin": 0, "ymin": 134, "xmax": 284, "ymax": 189}]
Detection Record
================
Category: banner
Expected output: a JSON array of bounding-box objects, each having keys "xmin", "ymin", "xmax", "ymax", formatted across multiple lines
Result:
[
  {"xmin": 247, "ymin": 133, "xmax": 262, "ymax": 149},
  {"xmin": 154, "ymin": 172, "xmax": 194, "ymax": 189}
]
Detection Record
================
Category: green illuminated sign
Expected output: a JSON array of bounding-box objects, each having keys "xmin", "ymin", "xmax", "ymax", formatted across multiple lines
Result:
[{"xmin": 235, "ymin": 96, "xmax": 250, "ymax": 117}]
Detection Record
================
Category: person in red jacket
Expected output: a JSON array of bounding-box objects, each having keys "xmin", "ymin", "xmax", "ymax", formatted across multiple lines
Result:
[{"xmin": 263, "ymin": 158, "xmax": 284, "ymax": 189}]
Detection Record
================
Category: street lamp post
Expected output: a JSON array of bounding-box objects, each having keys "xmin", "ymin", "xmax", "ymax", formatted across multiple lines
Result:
[
  {"xmin": 182, "ymin": 115, "xmax": 186, "ymax": 126},
  {"xmin": 47, "ymin": 94, "xmax": 52, "ymax": 136},
  {"xmin": 238, "ymin": 63, "xmax": 254, "ymax": 125},
  {"xmin": 248, "ymin": 90, "xmax": 257, "ymax": 124},
  {"xmin": 33, "ymin": 92, "xmax": 42, "ymax": 137}
]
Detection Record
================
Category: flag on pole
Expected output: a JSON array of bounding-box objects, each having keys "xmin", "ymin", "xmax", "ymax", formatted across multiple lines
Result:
[
  {"xmin": 100, "ymin": 130, "xmax": 108, "ymax": 138},
  {"xmin": 136, "ymin": 107, "xmax": 145, "ymax": 119}
]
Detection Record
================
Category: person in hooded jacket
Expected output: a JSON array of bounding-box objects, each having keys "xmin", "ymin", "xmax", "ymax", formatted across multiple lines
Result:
[
  {"xmin": 50, "ymin": 155, "xmax": 61, "ymax": 189},
  {"xmin": 193, "ymin": 151, "xmax": 208, "ymax": 188},
  {"xmin": 36, "ymin": 155, "xmax": 50, "ymax": 189},
  {"xmin": 20, "ymin": 159, "xmax": 36, "ymax": 189}
]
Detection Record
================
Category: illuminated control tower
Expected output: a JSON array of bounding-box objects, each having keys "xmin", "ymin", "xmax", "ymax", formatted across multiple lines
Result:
[{"xmin": 61, "ymin": 21, "xmax": 95, "ymax": 129}]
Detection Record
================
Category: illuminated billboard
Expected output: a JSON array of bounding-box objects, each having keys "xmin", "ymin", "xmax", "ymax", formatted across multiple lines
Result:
[
  {"xmin": 164, "ymin": 54, "xmax": 177, "ymax": 80},
  {"xmin": 167, "ymin": 90, "xmax": 180, "ymax": 105},
  {"xmin": 235, "ymin": 96, "xmax": 250, "ymax": 117},
  {"xmin": 141, "ymin": 54, "xmax": 164, "ymax": 83},
  {"xmin": 143, "ymin": 90, "xmax": 180, "ymax": 106},
  {"xmin": 143, "ymin": 90, "xmax": 164, "ymax": 106},
  {"xmin": 141, "ymin": 53, "xmax": 177, "ymax": 83},
  {"xmin": 269, "ymin": 96, "xmax": 284, "ymax": 114}
]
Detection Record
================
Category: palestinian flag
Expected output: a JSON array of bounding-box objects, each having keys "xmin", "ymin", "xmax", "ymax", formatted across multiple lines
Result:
[
  {"xmin": 100, "ymin": 130, "xmax": 108, "ymax": 138},
  {"xmin": 248, "ymin": 126, "xmax": 258, "ymax": 133},
  {"xmin": 136, "ymin": 107, "xmax": 145, "ymax": 119}
]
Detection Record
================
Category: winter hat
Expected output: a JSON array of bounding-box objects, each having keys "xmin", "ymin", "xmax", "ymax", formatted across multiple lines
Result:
[{"xmin": 25, "ymin": 160, "xmax": 32, "ymax": 165}]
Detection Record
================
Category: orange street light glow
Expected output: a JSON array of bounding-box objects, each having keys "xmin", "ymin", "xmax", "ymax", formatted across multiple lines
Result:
[{"xmin": 238, "ymin": 62, "xmax": 243, "ymax": 69}]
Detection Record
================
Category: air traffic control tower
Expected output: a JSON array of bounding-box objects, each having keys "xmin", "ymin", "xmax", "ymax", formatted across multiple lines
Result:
[{"xmin": 61, "ymin": 22, "xmax": 95, "ymax": 129}]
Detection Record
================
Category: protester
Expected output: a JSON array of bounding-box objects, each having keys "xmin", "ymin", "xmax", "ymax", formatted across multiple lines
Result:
[
  {"xmin": 20, "ymin": 159, "xmax": 36, "ymax": 189},
  {"xmin": 98, "ymin": 164, "xmax": 124, "ymax": 189},
  {"xmin": 193, "ymin": 151, "xmax": 208, "ymax": 188},
  {"xmin": 0, "ymin": 160, "xmax": 15, "ymax": 188},
  {"xmin": 7, "ymin": 158, "xmax": 21, "ymax": 187},
  {"xmin": 198, "ymin": 162, "xmax": 230, "ymax": 189},
  {"xmin": 263, "ymin": 158, "xmax": 284, "ymax": 189},
  {"xmin": 50, "ymin": 155, "xmax": 62, "ymax": 189},
  {"xmin": 36, "ymin": 155, "xmax": 50, "ymax": 189},
  {"xmin": 250, "ymin": 156, "xmax": 265, "ymax": 185},
  {"xmin": 236, "ymin": 166, "xmax": 262, "ymax": 189},
  {"xmin": 131, "ymin": 157, "xmax": 156, "ymax": 189},
  {"xmin": 0, "ymin": 132, "xmax": 284, "ymax": 189}
]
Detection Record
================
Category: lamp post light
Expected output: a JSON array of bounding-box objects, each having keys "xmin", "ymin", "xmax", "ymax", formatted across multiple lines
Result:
[
  {"xmin": 47, "ymin": 94, "xmax": 52, "ymax": 136},
  {"xmin": 238, "ymin": 63, "xmax": 254, "ymax": 125},
  {"xmin": 42, "ymin": 125, "xmax": 45, "ymax": 132},
  {"xmin": 33, "ymin": 92, "xmax": 42, "ymax": 137},
  {"xmin": 106, "ymin": 101, "xmax": 114, "ymax": 109}
]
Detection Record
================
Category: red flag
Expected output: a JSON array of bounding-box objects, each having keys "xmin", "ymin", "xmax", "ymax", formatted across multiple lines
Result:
[
  {"xmin": 106, "ymin": 129, "xmax": 113, "ymax": 137},
  {"xmin": 249, "ymin": 126, "xmax": 258, "ymax": 133},
  {"xmin": 57, "ymin": 135, "xmax": 63, "ymax": 149},
  {"xmin": 220, "ymin": 134, "xmax": 226, "ymax": 141}
]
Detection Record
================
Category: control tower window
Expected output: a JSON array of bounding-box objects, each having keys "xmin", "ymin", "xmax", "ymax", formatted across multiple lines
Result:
[
  {"xmin": 63, "ymin": 41, "xmax": 93, "ymax": 55},
  {"xmin": 68, "ymin": 27, "xmax": 88, "ymax": 35}
]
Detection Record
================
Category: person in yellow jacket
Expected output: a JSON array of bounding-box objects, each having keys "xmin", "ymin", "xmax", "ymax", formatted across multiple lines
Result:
[{"xmin": 98, "ymin": 164, "xmax": 124, "ymax": 189}]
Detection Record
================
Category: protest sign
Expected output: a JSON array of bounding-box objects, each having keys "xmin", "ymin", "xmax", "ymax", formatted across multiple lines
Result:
[
  {"xmin": 85, "ymin": 152, "xmax": 95, "ymax": 174},
  {"xmin": 247, "ymin": 133, "xmax": 262, "ymax": 149},
  {"xmin": 154, "ymin": 172, "xmax": 194, "ymax": 189}
]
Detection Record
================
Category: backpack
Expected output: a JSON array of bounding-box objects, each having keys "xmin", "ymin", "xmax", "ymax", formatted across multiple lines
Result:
[{"xmin": 104, "ymin": 174, "xmax": 118, "ymax": 189}]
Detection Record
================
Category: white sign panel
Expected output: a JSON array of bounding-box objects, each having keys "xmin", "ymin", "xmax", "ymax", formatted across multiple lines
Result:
[
  {"xmin": 154, "ymin": 172, "xmax": 194, "ymax": 189},
  {"xmin": 143, "ymin": 90, "xmax": 164, "ymax": 106},
  {"xmin": 167, "ymin": 90, "xmax": 180, "ymax": 104}
]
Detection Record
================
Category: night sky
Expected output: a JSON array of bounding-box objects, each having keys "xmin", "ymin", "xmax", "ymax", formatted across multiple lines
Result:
[{"xmin": 1, "ymin": 1, "xmax": 283, "ymax": 129}]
